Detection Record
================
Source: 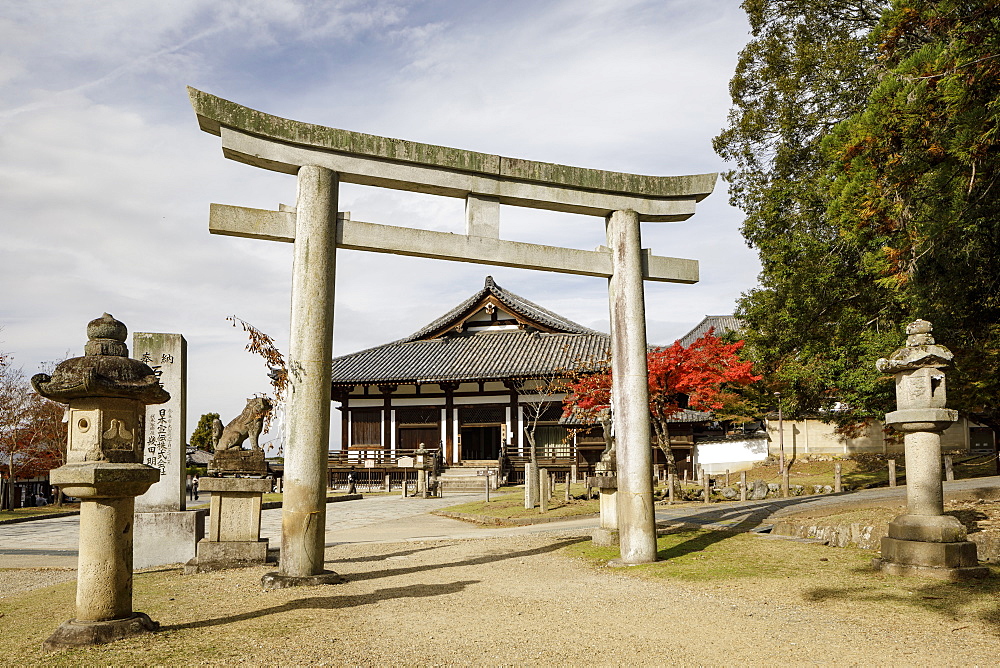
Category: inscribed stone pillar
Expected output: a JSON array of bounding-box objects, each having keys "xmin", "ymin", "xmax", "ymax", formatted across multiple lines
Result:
[
  {"xmin": 132, "ymin": 333, "xmax": 202, "ymax": 569},
  {"xmin": 134, "ymin": 332, "xmax": 187, "ymax": 511},
  {"xmin": 606, "ymin": 209, "xmax": 657, "ymax": 564}
]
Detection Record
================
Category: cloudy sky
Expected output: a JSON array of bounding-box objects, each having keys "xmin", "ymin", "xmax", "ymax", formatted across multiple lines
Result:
[{"xmin": 0, "ymin": 0, "xmax": 758, "ymax": 451}]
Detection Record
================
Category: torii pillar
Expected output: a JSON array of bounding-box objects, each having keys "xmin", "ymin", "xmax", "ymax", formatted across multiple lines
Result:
[{"xmin": 188, "ymin": 88, "xmax": 716, "ymax": 578}]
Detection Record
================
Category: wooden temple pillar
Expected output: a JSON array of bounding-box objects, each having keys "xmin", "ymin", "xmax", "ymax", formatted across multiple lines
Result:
[
  {"xmin": 441, "ymin": 382, "xmax": 460, "ymax": 464},
  {"xmin": 503, "ymin": 379, "xmax": 522, "ymax": 456},
  {"xmin": 378, "ymin": 384, "xmax": 396, "ymax": 460}
]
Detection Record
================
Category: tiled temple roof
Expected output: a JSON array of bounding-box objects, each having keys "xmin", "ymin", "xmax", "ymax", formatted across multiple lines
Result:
[
  {"xmin": 331, "ymin": 277, "xmax": 609, "ymax": 385},
  {"xmin": 678, "ymin": 315, "xmax": 743, "ymax": 347}
]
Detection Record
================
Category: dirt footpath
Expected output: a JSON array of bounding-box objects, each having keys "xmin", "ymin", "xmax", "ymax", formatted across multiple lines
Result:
[{"xmin": 8, "ymin": 532, "xmax": 998, "ymax": 665}]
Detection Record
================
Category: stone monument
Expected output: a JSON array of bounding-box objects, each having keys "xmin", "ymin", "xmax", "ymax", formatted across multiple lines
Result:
[
  {"xmin": 587, "ymin": 440, "xmax": 619, "ymax": 547},
  {"xmin": 873, "ymin": 319, "xmax": 988, "ymax": 579},
  {"xmin": 32, "ymin": 314, "xmax": 169, "ymax": 650},
  {"xmin": 185, "ymin": 398, "xmax": 274, "ymax": 574},
  {"xmin": 132, "ymin": 332, "xmax": 204, "ymax": 569}
]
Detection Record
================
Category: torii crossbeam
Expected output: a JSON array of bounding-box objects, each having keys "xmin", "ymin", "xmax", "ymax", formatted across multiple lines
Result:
[{"xmin": 188, "ymin": 87, "xmax": 715, "ymax": 583}]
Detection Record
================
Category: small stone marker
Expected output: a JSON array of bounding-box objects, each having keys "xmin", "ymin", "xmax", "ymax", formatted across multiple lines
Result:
[
  {"xmin": 539, "ymin": 467, "xmax": 549, "ymax": 513},
  {"xmin": 834, "ymin": 462, "xmax": 842, "ymax": 493},
  {"xmin": 740, "ymin": 471, "xmax": 747, "ymax": 502},
  {"xmin": 889, "ymin": 459, "xmax": 897, "ymax": 487},
  {"xmin": 703, "ymin": 472, "xmax": 711, "ymax": 505},
  {"xmin": 944, "ymin": 455, "xmax": 954, "ymax": 481}
]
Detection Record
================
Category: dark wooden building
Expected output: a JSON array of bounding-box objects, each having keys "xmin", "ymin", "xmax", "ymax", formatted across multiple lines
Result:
[{"xmin": 328, "ymin": 277, "xmax": 714, "ymax": 481}]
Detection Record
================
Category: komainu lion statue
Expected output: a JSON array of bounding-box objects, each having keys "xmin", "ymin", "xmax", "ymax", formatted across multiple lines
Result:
[{"xmin": 213, "ymin": 397, "xmax": 273, "ymax": 451}]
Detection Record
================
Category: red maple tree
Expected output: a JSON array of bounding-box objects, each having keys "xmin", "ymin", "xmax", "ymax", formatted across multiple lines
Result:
[
  {"xmin": 562, "ymin": 329, "xmax": 761, "ymax": 480},
  {"xmin": 0, "ymin": 354, "xmax": 66, "ymax": 510}
]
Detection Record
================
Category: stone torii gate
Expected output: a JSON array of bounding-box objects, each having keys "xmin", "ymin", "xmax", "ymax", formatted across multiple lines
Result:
[{"xmin": 188, "ymin": 88, "xmax": 715, "ymax": 582}]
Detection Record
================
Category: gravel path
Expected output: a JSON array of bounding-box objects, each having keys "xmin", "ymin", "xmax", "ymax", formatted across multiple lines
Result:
[
  {"xmin": 150, "ymin": 534, "xmax": 999, "ymax": 665},
  {"xmin": 5, "ymin": 489, "xmax": 1000, "ymax": 664}
]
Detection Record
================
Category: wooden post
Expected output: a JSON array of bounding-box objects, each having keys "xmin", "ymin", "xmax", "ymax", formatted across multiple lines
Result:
[
  {"xmin": 384, "ymin": 474, "xmax": 390, "ymax": 492},
  {"xmin": 485, "ymin": 469, "xmax": 490, "ymax": 503},
  {"xmin": 944, "ymin": 455, "xmax": 954, "ymax": 481},
  {"xmin": 539, "ymin": 467, "xmax": 548, "ymax": 513},
  {"xmin": 889, "ymin": 459, "xmax": 897, "ymax": 488},
  {"xmin": 683, "ymin": 469, "xmax": 688, "ymax": 485},
  {"xmin": 565, "ymin": 473, "xmax": 571, "ymax": 502},
  {"xmin": 703, "ymin": 472, "xmax": 711, "ymax": 505},
  {"xmin": 667, "ymin": 472, "xmax": 675, "ymax": 505},
  {"xmin": 725, "ymin": 469, "xmax": 730, "ymax": 487},
  {"xmin": 740, "ymin": 471, "xmax": 747, "ymax": 502},
  {"xmin": 834, "ymin": 462, "xmax": 842, "ymax": 493}
]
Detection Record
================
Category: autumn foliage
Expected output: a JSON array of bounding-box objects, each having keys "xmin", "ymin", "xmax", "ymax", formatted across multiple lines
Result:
[
  {"xmin": 0, "ymin": 353, "xmax": 66, "ymax": 509},
  {"xmin": 562, "ymin": 330, "xmax": 761, "ymax": 477}
]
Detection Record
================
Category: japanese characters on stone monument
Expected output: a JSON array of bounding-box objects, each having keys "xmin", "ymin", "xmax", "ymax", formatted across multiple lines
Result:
[
  {"xmin": 188, "ymin": 87, "xmax": 713, "ymax": 577},
  {"xmin": 133, "ymin": 332, "xmax": 187, "ymax": 512},
  {"xmin": 131, "ymin": 332, "xmax": 203, "ymax": 570},
  {"xmin": 32, "ymin": 314, "xmax": 169, "ymax": 651},
  {"xmin": 873, "ymin": 319, "xmax": 987, "ymax": 579}
]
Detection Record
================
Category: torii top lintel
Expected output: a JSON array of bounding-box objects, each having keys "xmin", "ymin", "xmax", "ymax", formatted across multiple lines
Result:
[{"xmin": 188, "ymin": 87, "xmax": 717, "ymax": 222}]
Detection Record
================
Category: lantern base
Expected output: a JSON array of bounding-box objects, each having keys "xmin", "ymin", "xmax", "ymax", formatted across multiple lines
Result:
[
  {"xmin": 874, "ymin": 536, "xmax": 988, "ymax": 581},
  {"xmin": 42, "ymin": 612, "xmax": 158, "ymax": 652}
]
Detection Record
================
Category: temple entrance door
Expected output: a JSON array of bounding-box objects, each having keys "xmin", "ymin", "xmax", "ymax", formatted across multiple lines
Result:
[
  {"xmin": 459, "ymin": 426, "xmax": 501, "ymax": 461},
  {"xmin": 398, "ymin": 427, "xmax": 440, "ymax": 453}
]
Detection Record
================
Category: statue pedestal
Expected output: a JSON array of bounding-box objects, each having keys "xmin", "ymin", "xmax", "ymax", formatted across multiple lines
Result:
[
  {"xmin": 588, "ymin": 475, "xmax": 619, "ymax": 547},
  {"xmin": 184, "ymin": 477, "xmax": 271, "ymax": 574}
]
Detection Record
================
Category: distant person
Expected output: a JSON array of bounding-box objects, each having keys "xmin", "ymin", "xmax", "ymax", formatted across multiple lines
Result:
[
  {"xmin": 347, "ymin": 472, "xmax": 357, "ymax": 495},
  {"xmin": 192, "ymin": 476, "xmax": 200, "ymax": 501},
  {"xmin": 35, "ymin": 493, "xmax": 46, "ymax": 507},
  {"xmin": 186, "ymin": 477, "xmax": 193, "ymax": 500}
]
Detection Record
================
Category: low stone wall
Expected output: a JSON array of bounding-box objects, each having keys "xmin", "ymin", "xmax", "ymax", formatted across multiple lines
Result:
[
  {"xmin": 770, "ymin": 520, "xmax": 1000, "ymax": 562},
  {"xmin": 770, "ymin": 520, "xmax": 882, "ymax": 550}
]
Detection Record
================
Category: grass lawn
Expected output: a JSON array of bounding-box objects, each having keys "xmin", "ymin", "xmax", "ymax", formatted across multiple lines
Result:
[
  {"xmin": 565, "ymin": 528, "xmax": 1000, "ymax": 626},
  {"xmin": 0, "ymin": 504, "xmax": 79, "ymax": 519}
]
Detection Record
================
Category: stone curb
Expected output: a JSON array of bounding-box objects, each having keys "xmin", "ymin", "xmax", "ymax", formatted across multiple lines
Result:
[
  {"xmin": 0, "ymin": 494, "xmax": 363, "ymax": 524},
  {"xmin": 432, "ymin": 511, "xmax": 598, "ymax": 526},
  {"xmin": 260, "ymin": 494, "xmax": 363, "ymax": 511},
  {"xmin": 0, "ymin": 510, "xmax": 80, "ymax": 525}
]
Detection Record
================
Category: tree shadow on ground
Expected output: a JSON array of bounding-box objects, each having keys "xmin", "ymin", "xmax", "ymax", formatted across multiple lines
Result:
[
  {"xmin": 653, "ymin": 497, "xmax": 817, "ymax": 559},
  {"xmin": 805, "ymin": 568, "xmax": 1000, "ymax": 633},
  {"xmin": 160, "ymin": 580, "xmax": 481, "ymax": 631},
  {"xmin": 323, "ymin": 544, "xmax": 447, "ymax": 564},
  {"xmin": 322, "ymin": 537, "xmax": 585, "ymax": 583}
]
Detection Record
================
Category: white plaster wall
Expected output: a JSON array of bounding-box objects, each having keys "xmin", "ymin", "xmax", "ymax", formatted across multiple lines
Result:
[{"xmin": 697, "ymin": 439, "xmax": 769, "ymax": 475}]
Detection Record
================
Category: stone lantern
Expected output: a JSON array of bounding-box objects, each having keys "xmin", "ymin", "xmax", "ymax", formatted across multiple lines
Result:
[
  {"xmin": 32, "ymin": 314, "xmax": 170, "ymax": 650},
  {"xmin": 873, "ymin": 319, "xmax": 987, "ymax": 579}
]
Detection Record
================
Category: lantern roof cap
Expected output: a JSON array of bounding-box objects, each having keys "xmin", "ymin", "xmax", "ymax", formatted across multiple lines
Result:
[{"xmin": 31, "ymin": 314, "xmax": 170, "ymax": 404}]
